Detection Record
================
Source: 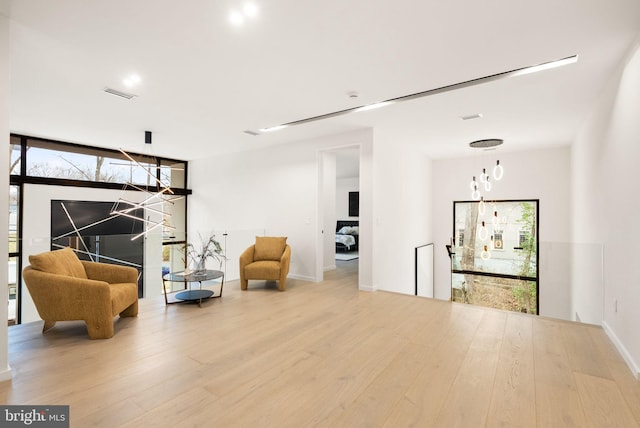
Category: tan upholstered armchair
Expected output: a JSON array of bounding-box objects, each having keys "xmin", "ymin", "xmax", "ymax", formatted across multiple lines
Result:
[
  {"xmin": 22, "ymin": 247, "xmax": 139, "ymax": 339},
  {"xmin": 239, "ymin": 236, "xmax": 291, "ymax": 291}
]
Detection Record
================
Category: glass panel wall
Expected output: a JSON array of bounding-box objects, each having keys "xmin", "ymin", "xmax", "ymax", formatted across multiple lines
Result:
[
  {"xmin": 9, "ymin": 135, "xmax": 21, "ymax": 175},
  {"xmin": 9, "ymin": 134, "xmax": 190, "ymax": 324}
]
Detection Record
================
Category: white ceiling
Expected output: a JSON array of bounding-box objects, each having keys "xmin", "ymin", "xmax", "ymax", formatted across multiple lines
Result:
[{"xmin": 6, "ymin": 0, "xmax": 640, "ymax": 161}]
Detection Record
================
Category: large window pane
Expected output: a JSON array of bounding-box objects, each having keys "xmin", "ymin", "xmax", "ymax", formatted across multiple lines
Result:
[
  {"xmin": 8, "ymin": 256, "xmax": 18, "ymax": 325},
  {"xmin": 25, "ymin": 139, "xmax": 158, "ymax": 186},
  {"xmin": 10, "ymin": 135, "xmax": 21, "ymax": 175},
  {"xmin": 9, "ymin": 185, "xmax": 18, "ymax": 253},
  {"xmin": 453, "ymin": 200, "xmax": 538, "ymax": 278},
  {"xmin": 452, "ymin": 272, "xmax": 537, "ymax": 314}
]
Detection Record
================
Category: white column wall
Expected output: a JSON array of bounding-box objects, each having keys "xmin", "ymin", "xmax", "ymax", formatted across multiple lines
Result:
[
  {"xmin": 573, "ymin": 39, "xmax": 640, "ymax": 378},
  {"xmin": 0, "ymin": 4, "xmax": 11, "ymax": 382},
  {"xmin": 432, "ymin": 147, "xmax": 572, "ymax": 319},
  {"xmin": 370, "ymin": 129, "xmax": 432, "ymax": 295},
  {"xmin": 322, "ymin": 152, "xmax": 336, "ymax": 271}
]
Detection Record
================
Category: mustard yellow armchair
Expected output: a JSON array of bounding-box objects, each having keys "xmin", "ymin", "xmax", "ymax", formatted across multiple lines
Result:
[
  {"xmin": 240, "ymin": 236, "xmax": 291, "ymax": 291},
  {"xmin": 22, "ymin": 247, "xmax": 139, "ymax": 339}
]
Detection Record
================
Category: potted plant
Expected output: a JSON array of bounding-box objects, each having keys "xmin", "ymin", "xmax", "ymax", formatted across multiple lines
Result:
[{"xmin": 185, "ymin": 233, "xmax": 225, "ymax": 274}]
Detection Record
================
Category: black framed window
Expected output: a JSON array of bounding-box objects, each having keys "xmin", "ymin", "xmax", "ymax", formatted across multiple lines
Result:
[
  {"xmin": 451, "ymin": 199, "xmax": 539, "ymax": 314},
  {"xmin": 8, "ymin": 134, "xmax": 191, "ymax": 324}
]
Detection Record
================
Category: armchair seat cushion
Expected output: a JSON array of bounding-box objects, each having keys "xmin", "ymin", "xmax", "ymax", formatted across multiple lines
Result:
[
  {"xmin": 244, "ymin": 260, "xmax": 281, "ymax": 280},
  {"xmin": 110, "ymin": 282, "xmax": 139, "ymax": 315}
]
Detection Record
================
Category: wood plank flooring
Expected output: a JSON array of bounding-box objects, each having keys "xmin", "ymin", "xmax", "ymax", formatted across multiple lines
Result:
[{"xmin": 1, "ymin": 260, "xmax": 639, "ymax": 427}]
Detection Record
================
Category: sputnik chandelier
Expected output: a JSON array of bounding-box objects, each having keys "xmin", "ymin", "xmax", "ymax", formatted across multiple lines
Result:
[
  {"xmin": 468, "ymin": 139, "xmax": 505, "ymax": 260},
  {"xmin": 110, "ymin": 132, "xmax": 182, "ymax": 240}
]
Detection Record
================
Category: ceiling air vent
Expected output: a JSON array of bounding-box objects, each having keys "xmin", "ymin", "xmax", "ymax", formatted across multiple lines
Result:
[
  {"xmin": 103, "ymin": 87, "xmax": 136, "ymax": 100},
  {"xmin": 243, "ymin": 130, "xmax": 259, "ymax": 136}
]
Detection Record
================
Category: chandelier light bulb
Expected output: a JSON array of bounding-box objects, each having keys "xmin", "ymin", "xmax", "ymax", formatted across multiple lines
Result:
[
  {"xmin": 472, "ymin": 189, "xmax": 481, "ymax": 200},
  {"xmin": 480, "ymin": 168, "xmax": 488, "ymax": 183},
  {"xmin": 481, "ymin": 245, "xmax": 491, "ymax": 260},
  {"xmin": 490, "ymin": 235, "xmax": 495, "ymax": 250},
  {"xmin": 484, "ymin": 176, "xmax": 491, "ymax": 192},
  {"xmin": 493, "ymin": 160, "xmax": 504, "ymax": 181},
  {"xmin": 492, "ymin": 211, "xmax": 499, "ymax": 227},
  {"xmin": 478, "ymin": 197, "xmax": 486, "ymax": 216},
  {"xmin": 469, "ymin": 176, "xmax": 478, "ymax": 191},
  {"xmin": 479, "ymin": 221, "xmax": 488, "ymax": 241}
]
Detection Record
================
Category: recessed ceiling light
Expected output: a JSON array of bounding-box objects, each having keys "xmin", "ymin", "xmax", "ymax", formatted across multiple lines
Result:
[
  {"xmin": 229, "ymin": 11, "xmax": 244, "ymax": 25},
  {"xmin": 243, "ymin": 3, "xmax": 258, "ymax": 17},
  {"xmin": 123, "ymin": 74, "xmax": 141, "ymax": 87}
]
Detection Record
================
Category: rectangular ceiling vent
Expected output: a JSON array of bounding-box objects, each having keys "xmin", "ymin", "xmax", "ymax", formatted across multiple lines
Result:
[
  {"xmin": 103, "ymin": 87, "xmax": 136, "ymax": 100},
  {"xmin": 243, "ymin": 130, "xmax": 260, "ymax": 136}
]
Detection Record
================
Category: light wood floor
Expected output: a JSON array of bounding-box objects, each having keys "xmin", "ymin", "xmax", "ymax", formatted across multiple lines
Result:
[{"xmin": 2, "ymin": 260, "xmax": 640, "ymax": 427}]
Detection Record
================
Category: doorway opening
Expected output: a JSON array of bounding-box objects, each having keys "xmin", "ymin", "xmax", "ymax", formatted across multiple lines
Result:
[{"xmin": 320, "ymin": 146, "xmax": 360, "ymax": 280}]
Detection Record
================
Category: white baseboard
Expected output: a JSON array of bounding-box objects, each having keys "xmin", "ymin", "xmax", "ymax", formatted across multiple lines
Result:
[
  {"xmin": 288, "ymin": 273, "xmax": 315, "ymax": 282},
  {"xmin": 602, "ymin": 321, "xmax": 640, "ymax": 380},
  {"xmin": 358, "ymin": 284, "xmax": 376, "ymax": 292},
  {"xmin": 0, "ymin": 365, "xmax": 12, "ymax": 382}
]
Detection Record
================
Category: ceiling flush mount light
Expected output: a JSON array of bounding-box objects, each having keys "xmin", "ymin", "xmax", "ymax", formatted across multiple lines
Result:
[
  {"xmin": 469, "ymin": 138, "xmax": 503, "ymax": 149},
  {"xmin": 254, "ymin": 54, "xmax": 577, "ymax": 134}
]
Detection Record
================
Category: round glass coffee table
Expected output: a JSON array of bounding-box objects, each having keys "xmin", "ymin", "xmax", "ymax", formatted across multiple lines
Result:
[{"xmin": 162, "ymin": 269, "xmax": 224, "ymax": 306}]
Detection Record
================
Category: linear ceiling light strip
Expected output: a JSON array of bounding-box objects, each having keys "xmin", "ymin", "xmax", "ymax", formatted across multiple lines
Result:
[{"xmin": 259, "ymin": 55, "xmax": 578, "ymax": 132}]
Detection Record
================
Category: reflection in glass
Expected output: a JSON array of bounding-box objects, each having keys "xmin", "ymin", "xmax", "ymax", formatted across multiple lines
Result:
[{"xmin": 8, "ymin": 256, "xmax": 18, "ymax": 325}]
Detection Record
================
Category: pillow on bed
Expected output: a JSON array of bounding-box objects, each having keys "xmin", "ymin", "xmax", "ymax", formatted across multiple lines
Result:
[{"xmin": 338, "ymin": 226, "xmax": 359, "ymax": 235}]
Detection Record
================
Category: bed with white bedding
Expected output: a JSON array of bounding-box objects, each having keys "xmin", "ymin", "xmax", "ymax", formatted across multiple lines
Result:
[{"xmin": 335, "ymin": 220, "xmax": 359, "ymax": 252}]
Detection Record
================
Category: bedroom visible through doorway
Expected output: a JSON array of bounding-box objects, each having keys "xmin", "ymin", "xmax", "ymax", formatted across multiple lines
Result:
[{"xmin": 334, "ymin": 149, "xmax": 359, "ymax": 267}]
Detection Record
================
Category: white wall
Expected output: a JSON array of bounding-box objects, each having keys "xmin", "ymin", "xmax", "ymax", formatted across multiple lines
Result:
[
  {"xmin": 20, "ymin": 184, "xmax": 165, "ymax": 323},
  {"xmin": 0, "ymin": 6, "xmax": 11, "ymax": 382},
  {"xmin": 336, "ymin": 177, "xmax": 359, "ymax": 220},
  {"xmin": 322, "ymin": 151, "xmax": 336, "ymax": 271},
  {"xmin": 188, "ymin": 128, "xmax": 433, "ymax": 296},
  {"xmin": 432, "ymin": 146, "xmax": 573, "ymax": 320},
  {"xmin": 189, "ymin": 129, "xmax": 374, "ymax": 286},
  {"xmin": 371, "ymin": 129, "xmax": 432, "ymax": 295},
  {"xmin": 573, "ymin": 39, "xmax": 640, "ymax": 378}
]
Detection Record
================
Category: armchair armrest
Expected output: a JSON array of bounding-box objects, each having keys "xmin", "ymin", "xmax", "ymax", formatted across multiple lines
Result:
[
  {"xmin": 239, "ymin": 245, "xmax": 256, "ymax": 268},
  {"xmin": 280, "ymin": 245, "xmax": 291, "ymax": 274},
  {"xmin": 22, "ymin": 267, "xmax": 111, "ymax": 320},
  {"xmin": 82, "ymin": 261, "xmax": 138, "ymax": 284}
]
